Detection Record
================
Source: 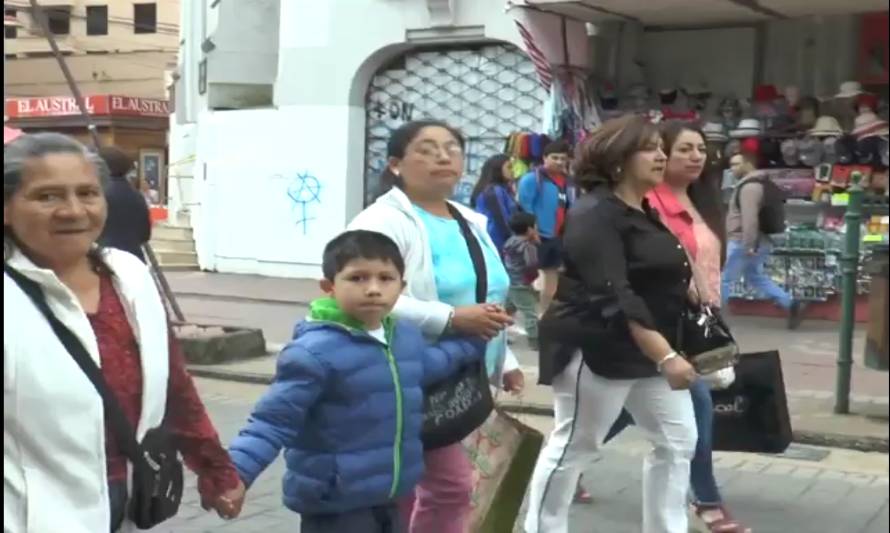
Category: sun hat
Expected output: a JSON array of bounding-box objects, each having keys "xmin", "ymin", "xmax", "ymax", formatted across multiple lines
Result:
[
  {"xmin": 852, "ymin": 112, "xmax": 890, "ymax": 140},
  {"xmin": 808, "ymin": 116, "xmax": 844, "ymax": 138},
  {"xmin": 702, "ymin": 121, "xmax": 729, "ymax": 143},
  {"xmin": 729, "ymin": 118, "xmax": 762, "ymax": 138},
  {"xmin": 837, "ymin": 81, "xmax": 864, "ymax": 99}
]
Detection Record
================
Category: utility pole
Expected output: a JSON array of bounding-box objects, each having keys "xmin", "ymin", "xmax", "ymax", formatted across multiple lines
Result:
[{"xmin": 27, "ymin": 0, "xmax": 185, "ymax": 322}]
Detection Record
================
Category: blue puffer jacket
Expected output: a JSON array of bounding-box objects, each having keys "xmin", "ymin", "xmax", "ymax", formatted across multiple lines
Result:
[{"xmin": 228, "ymin": 298, "xmax": 485, "ymax": 515}]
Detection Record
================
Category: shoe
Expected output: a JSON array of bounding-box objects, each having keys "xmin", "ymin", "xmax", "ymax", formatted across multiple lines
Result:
[
  {"xmin": 787, "ymin": 300, "xmax": 806, "ymax": 330},
  {"xmin": 690, "ymin": 503, "xmax": 752, "ymax": 533}
]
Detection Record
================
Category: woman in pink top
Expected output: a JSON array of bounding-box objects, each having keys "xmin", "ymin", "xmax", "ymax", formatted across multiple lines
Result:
[{"xmin": 647, "ymin": 121, "xmax": 750, "ymax": 533}]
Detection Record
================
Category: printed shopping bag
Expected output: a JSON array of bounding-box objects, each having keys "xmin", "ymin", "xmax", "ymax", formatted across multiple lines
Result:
[
  {"xmin": 463, "ymin": 407, "xmax": 544, "ymax": 533},
  {"xmin": 711, "ymin": 350, "xmax": 793, "ymax": 453}
]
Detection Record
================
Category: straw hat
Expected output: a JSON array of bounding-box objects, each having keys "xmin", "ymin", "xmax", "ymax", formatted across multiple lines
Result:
[
  {"xmin": 851, "ymin": 112, "xmax": 890, "ymax": 140},
  {"xmin": 808, "ymin": 116, "xmax": 844, "ymax": 138},
  {"xmin": 836, "ymin": 81, "xmax": 864, "ymax": 99},
  {"xmin": 702, "ymin": 121, "xmax": 729, "ymax": 143},
  {"xmin": 729, "ymin": 118, "xmax": 762, "ymax": 139}
]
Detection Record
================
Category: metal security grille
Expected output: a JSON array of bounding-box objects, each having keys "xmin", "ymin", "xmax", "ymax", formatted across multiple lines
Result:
[{"xmin": 364, "ymin": 44, "xmax": 547, "ymax": 206}]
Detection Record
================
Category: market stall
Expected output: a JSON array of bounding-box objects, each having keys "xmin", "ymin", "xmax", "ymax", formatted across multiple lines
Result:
[{"xmin": 506, "ymin": 0, "xmax": 889, "ymax": 322}]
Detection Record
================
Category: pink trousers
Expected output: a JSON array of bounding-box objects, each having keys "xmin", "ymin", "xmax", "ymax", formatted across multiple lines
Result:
[{"xmin": 399, "ymin": 442, "xmax": 474, "ymax": 533}]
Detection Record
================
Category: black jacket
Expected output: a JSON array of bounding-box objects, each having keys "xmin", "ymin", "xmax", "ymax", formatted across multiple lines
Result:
[
  {"xmin": 537, "ymin": 187, "xmax": 692, "ymax": 383},
  {"xmin": 98, "ymin": 178, "xmax": 151, "ymax": 262}
]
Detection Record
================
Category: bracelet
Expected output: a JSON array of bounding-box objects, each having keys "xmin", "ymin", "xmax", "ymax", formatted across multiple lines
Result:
[{"xmin": 657, "ymin": 351, "xmax": 680, "ymax": 373}]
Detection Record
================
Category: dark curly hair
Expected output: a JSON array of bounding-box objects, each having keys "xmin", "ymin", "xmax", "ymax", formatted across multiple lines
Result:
[{"xmin": 573, "ymin": 114, "xmax": 660, "ymax": 192}]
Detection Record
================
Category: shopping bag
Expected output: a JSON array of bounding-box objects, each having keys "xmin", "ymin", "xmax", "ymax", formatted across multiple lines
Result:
[
  {"xmin": 463, "ymin": 407, "xmax": 544, "ymax": 533},
  {"xmin": 711, "ymin": 350, "xmax": 793, "ymax": 453}
]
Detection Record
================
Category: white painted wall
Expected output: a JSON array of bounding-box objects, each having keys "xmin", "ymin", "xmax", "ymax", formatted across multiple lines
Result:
[{"xmin": 173, "ymin": 0, "xmax": 527, "ymax": 277}]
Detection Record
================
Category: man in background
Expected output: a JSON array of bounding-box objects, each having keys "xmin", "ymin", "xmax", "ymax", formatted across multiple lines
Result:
[
  {"xmin": 97, "ymin": 146, "xmax": 152, "ymax": 263},
  {"xmin": 722, "ymin": 151, "xmax": 804, "ymax": 329},
  {"xmin": 517, "ymin": 140, "xmax": 572, "ymax": 315}
]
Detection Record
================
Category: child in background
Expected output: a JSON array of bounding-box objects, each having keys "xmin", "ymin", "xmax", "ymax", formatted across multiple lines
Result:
[
  {"xmin": 226, "ymin": 230, "xmax": 485, "ymax": 533},
  {"xmin": 502, "ymin": 212, "xmax": 541, "ymax": 350}
]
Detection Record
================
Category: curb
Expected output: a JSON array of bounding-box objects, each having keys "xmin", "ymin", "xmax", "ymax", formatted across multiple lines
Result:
[
  {"xmin": 188, "ymin": 368, "xmax": 890, "ymax": 454},
  {"xmin": 174, "ymin": 291, "xmax": 312, "ymax": 306}
]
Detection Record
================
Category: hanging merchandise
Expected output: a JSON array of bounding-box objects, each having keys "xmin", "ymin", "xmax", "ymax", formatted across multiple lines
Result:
[{"xmin": 503, "ymin": 131, "xmax": 553, "ymax": 179}]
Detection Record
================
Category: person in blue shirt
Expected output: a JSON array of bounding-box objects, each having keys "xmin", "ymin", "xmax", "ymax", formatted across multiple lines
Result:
[
  {"xmin": 517, "ymin": 140, "xmax": 572, "ymax": 314},
  {"xmin": 470, "ymin": 154, "xmax": 518, "ymax": 255},
  {"xmin": 226, "ymin": 230, "xmax": 485, "ymax": 533}
]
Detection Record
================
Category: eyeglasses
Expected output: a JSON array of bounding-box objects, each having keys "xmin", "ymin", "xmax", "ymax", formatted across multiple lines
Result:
[{"xmin": 412, "ymin": 143, "xmax": 464, "ymax": 160}]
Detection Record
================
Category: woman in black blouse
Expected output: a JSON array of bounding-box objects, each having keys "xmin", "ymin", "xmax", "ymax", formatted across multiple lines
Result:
[{"xmin": 524, "ymin": 115, "xmax": 699, "ymax": 533}]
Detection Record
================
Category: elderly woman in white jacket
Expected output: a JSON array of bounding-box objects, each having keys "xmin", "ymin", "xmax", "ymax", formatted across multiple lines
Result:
[
  {"xmin": 3, "ymin": 133, "xmax": 243, "ymax": 532},
  {"xmin": 349, "ymin": 120, "xmax": 525, "ymax": 533}
]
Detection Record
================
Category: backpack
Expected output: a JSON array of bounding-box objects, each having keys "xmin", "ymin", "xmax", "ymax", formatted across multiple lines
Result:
[{"xmin": 734, "ymin": 175, "xmax": 787, "ymax": 235}]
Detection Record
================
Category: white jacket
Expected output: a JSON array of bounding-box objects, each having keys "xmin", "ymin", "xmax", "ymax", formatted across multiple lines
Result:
[
  {"xmin": 348, "ymin": 187, "xmax": 519, "ymax": 379},
  {"xmin": 4, "ymin": 248, "xmax": 170, "ymax": 533}
]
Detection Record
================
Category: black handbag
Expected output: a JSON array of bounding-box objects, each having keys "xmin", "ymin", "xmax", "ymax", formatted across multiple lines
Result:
[
  {"xmin": 711, "ymin": 350, "xmax": 793, "ymax": 453},
  {"xmin": 677, "ymin": 303, "xmax": 739, "ymax": 374},
  {"xmin": 420, "ymin": 204, "xmax": 495, "ymax": 450},
  {"xmin": 5, "ymin": 265, "xmax": 184, "ymax": 530}
]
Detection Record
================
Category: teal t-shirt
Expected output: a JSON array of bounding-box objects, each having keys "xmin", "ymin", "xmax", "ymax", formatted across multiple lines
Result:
[{"xmin": 414, "ymin": 206, "xmax": 510, "ymax": 378}]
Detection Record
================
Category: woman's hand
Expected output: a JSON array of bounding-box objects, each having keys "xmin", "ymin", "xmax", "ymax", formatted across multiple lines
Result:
[
  {"xmin": 502, "ymin": 369, "xmax": 525, "ymax": 395},
  {"xmin": 212, "ymin": 479, "xmax": 246, "ymax": 520},
  {"xmin": 661, "ymin": 357, "xmax": 697, "ymax": 391},
  {"xmin": 450, "ymin": 304, "xmax": 513, "ymax": 340}
]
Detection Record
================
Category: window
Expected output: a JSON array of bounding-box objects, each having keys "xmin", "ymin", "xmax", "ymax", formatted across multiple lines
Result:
[
  {"xmin": 133, "ymin": 3, "xmax": 157, "ymax": 34},
  {"xmin": 86, "ymin": 5, "xmax": 108, "ymax": 36},
  {"xmin": 45, "ymin": 6, "xmax": 71, "ymax": 35},
  {"xmin": 4, "ymin": 9, "xmax": 17, "ymax": 39}
]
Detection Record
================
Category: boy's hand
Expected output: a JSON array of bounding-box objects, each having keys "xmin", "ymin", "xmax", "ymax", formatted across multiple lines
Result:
[{"xmin": 502, "ymin": 368, "xmax": 525, "ymax": 395}]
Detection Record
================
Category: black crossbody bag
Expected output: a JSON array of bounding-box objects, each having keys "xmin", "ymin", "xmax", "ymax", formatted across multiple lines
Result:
[
  {"xmin": 5, "ymin": 265, "xmax": 184, "ymax": 530},
  {"xmin": 420, "ymin": 205, "xmax": 496, "ymax": 450}
]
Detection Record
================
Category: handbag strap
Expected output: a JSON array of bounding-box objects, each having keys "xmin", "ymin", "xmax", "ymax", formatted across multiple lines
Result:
[
  {"xmin": 447, "ymin": 204, "xmax": 488, "ymax": 304},
  {"xmin": 4, "ymin": 264, "xmax": 143, "ymax": 464}
]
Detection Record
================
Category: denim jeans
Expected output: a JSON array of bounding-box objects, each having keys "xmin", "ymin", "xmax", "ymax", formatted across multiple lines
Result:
[
  {"xmin": 721, "ymin": 239, "xmax": 792, "ymax": 310},
  {"xmin": 606, "ymin": 379, "xmax": 722, "ymax": 505}
]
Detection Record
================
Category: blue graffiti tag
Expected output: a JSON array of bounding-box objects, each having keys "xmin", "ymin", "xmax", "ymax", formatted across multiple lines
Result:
[{"xmin": 283, "ymin": 171, "xmax": 322, "ymax": 235}]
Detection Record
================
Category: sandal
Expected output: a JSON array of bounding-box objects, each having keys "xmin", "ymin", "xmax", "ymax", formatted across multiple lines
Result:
[
  {"xmin": 573, "ymin": 484, "xmax": 593, "ymax": 504},
  {"xmin": 690, "ymin": 504, "xmax": 752, "ymax": 533}
]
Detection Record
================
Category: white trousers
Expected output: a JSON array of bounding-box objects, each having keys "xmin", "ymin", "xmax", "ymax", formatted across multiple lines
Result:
[{"xmin": 524, "ymin": 353, "xmax": 697, "ymax": 533}]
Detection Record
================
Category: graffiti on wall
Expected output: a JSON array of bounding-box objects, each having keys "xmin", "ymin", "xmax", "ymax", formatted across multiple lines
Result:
[{"xmin": 271, "ymin": 171, "xmax": 322, "ymax": 235}]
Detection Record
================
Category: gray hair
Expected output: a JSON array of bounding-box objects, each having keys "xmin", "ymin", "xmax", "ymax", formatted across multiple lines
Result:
[{"xmin": 4, "ymin": 132, "xmax": 107, "ymax": 202}]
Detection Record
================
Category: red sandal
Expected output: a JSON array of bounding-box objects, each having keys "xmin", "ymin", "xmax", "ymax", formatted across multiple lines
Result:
[{"xmin": 691, "ymin": 504, "xmax": 752, "ymax": 533}]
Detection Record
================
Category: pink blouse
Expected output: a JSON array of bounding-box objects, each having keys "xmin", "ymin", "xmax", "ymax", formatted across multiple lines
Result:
[{"xmin": 646, "ymin": 184, "xmax": 722, "ymax": 306}]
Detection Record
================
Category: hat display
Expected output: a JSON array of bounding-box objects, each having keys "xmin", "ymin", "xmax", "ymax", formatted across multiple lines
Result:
[
  {"xmin": 726, "ymin": 139, "xmax": 742, "ymax": 157},
  {"xmin": 798, "ymin": 137, "xmax": 824, "ymax": 167},
  {"xmin": 857, "ymin": 136, "xmax": 882, "ymax": 166},
  {"xmin": 702, "ymin": 121, "xmax": 728, "ymax": 143},
  {"xmin": 836, "ymin": 135, "xmax": 858, "ymax": 165},
  {"xmin": 781, "ymin": 139, "xmax": 800, "ymax": 167},
  {"xmin": 808, "ymin": 116, "xmax": 844, "ymax": 138},
  {"xmin": 753, "ymin": 85, "xmax": 780, "ymax": 103},
  {"xmin": 837, "ymin": 81, "xmax": 864, "ymax": 99},
  {"xmin": 730, "ymin": 118, "xmax": 763, "ymax": 138},
  {"xmin": 856, "ymin": 93, "xmax": 879, "ymax": 113},
  {"xmin": 760, "ymin": 138, "xmax": 782, "ymax": 168},
  {"xmin": 852, "ymin": 112, "xmax": 890, "ymax": 140},
  {"xmin": 822, "ymin": 137, "xmax": 839, "ymax": 164}
]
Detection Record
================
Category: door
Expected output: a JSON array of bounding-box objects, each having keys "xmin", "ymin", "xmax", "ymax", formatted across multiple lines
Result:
[{"xmin": 364, "ymin": 44, "xmax": 548, "ymax": 206}]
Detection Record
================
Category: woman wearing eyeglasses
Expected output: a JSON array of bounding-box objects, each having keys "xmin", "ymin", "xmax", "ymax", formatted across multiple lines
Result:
[{"xmin": 348, "ymin": 120, "xmax": 525, "ymax": 533}]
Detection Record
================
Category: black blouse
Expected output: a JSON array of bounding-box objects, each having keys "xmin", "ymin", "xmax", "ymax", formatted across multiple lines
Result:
[{"xmin": 542, "ymin": 188, "xmax": 692, "ymax": 380}]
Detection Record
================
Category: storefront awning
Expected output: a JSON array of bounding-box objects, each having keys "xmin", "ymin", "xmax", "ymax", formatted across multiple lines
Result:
[{"xmin": 511, "ymin": 0, "xmax": 888, "ymax": 27}]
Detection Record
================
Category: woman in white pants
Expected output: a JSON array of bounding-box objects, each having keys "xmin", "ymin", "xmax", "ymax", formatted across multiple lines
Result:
[{"xmin": 525, "ymin": 115, "xmax": 699, "ymax": 533}]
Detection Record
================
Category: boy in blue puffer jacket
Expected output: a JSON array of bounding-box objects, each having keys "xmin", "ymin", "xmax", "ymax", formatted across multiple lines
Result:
[{"xmin": 227, "ymin": 230, "xmax": 485, "ymax": 533}]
